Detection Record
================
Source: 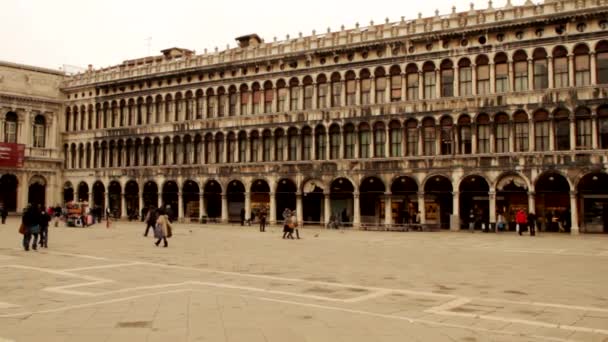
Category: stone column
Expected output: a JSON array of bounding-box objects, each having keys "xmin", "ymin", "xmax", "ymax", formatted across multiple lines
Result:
[
  {"xmin": 340, "ymin": 80, "xmax": 346, "ymax": 107},
  {"xmin": 178, "ymin": 192, "xmax": 184, "ymax": 222},
  {"xmin": 89, "ymin": 191, "xmax": 94, "ymax": 206},
  {"xmin": 138, "ymin": 191, "xmax": 144, "ymax": 216},
  {"xmin": 245, "ymin": 192, "xmax": 251, "ymax": 224},
  {"xmin": 592, "ymin": 115, "xmax": 599, "ymax": 149},
  {"xmin": 590, "ymin": 52, "xmax": 597, "ymax": 85},
  {"xmin": 454, "ymin": 66, "xmax": 460, "ymax": 97},
  {"xmin": 528, "ymin": 59, "xmax": 534, "ymax": 91},
  {"xmin": 548, "ymin": 57, "xmax": 554, "ymax": 89},
  {"xmin": 199, "ymin": 194, "xmax": 206, "ymax": 218},
  {"xmin": 435, "ymin": 69, "xmax": 441, "ymax": 99},
  {"xmin": 451, "ymin": 191, "xmax": 460, "ymax": 231},
  {"xmin": 549, "ymin": 119, "xmax": 556, "ymax": 151},
  {"xmin": 221, "ymin": 193, "xmax": 228, "ymax": 223},
  {"xmin": 508, "ymin": 61, "xmax": 514, "ymax": 92},
  {"xmin": 296, "ymin": 192, "xmax": 303, "ymax": 225},
  {"xmin": 528, "ymin": 120, "xmax": 535, "ymax": 152},
  {"xmin": 528, "ymin": 191, "xmax": 535, "ymax": 214},
  {"xmin": 269, "ymin": 192, "xmax": 276, "ymax": 225},
  {"xmin": 570, "ymin": 191, "xmax": 579, "ymax": 235},
  {"xmin": 509, "ymin": 122, "xmax": 515, "ymax": 153},
  {"xmin": 489, "ymin": 62, "xmax": 496, "ymax": 94},
  {"xmin": 353, "ymin": 192, "xmax": 361, "ymax": 229},
  {"xmin": 568, "ymin": 54, "xmax": 575, "ymax": 87},
  {"xmin": 324, "ymin": 193, "xmax": 331, "ymax": 226},
  {"xmin": 312, "ymin": 83, "xmax": 318, "ymax": 109},
  {"xmin": 105, "ymin": 191, "xmax": 110, "ymax": 212},
  {"xmin": 120, "ymin": 193, "xmax": 127, "ymax": 219},
  {"xmin": 157, "ymin": 192, "xmax": 162, "ymax": 209},
  {"xmin": 418, "ymin": 192, "xmax": 426, "ymax": 224},
  {"xmin": 385, "ymin": 127, "xmax": 390, "ymax": 157},
  {"xmin": 471, "ymin": 64, "xmax": 477, "ymax": 95},
  {"xmin": 418, "ymin": 125, "xmax": 424, "ymax": 156},
  {"xmin": 384, "ymin": 192, "xmax": 392, "ymax": 226},
  {"xmin": 471, "ymin": 124, "xmax": 478, "ymax": 154},
  {"xmin": 418, "ymin": 71, "xmax": 424, "ymax": 100},
  {"xmin": 370, "ymin": 76, "xmax": 376, "ymax": 104},
  {"xmin": 570, "ymin": 117, "xmax": 576, "ymax": 151}
]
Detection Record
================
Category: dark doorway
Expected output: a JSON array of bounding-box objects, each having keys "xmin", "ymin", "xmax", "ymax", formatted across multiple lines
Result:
[
  {"xmin": 204, "ymin": 180, "xmax": 222, "ymax": 220},
  {"xmin": 330, "ymin": 178, "xmax": 354, "ymax": 226},
  {"xmin": 108, "ymin": 181, "xmax": 121, "ymax": 218},
  {"xmin": 391, "ymin": 176, "xmax": 418, "ymax": 224},
  {"xmin": 360, "ymin": 177, "xmax": 386, "ymax": 225},
  {"xmin": 276, "ymin": 179, "xmax": 297, "ymax": 221},
  {"xmin": 536, "ymin": 173, "xmax": 570, "ymax": 232},
  {"xmin": 0, "ymin": 174, "xmax": 18, "ymax": 211},
  {"xmin": 578, "ymin": 173, "xmax": 608, "ymax": 233},
  {"xmin": 226, "ymin": 180, "xmax": 244, "ymax": 223},
  {"xmin": 182, "ymin": 180, "xmax": 200, "ymax": 221},
  {"xmin": 424, "ymin": 176, "xmax": 453, "ymax": 229},
  {"xmin": 162, "ymin": 181, "xmax": 178, "ymax": 221},
  {"xmin": 459, "ymin": 175, "xmax": 490, "ymax": 230}
]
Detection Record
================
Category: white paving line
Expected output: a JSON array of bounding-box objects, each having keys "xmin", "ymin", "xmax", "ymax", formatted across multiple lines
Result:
[
  {"xmin": 426, "ymin": 297, "xmax": 471, "ymax": 312},
  {"xmin": 343, "ymin": 289, "xmax": 392, "ymax": 303},
  {"xmin": 43, "ymin": 251, "xmax": 109, "ymax": 261},
  {"xmin": 61, "ymin": 262, "xmax": 143, "ymax": 272}
]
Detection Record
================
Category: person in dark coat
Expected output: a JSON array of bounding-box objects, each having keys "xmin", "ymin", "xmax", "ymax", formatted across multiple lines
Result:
[
  {"xmin": 528, "ymin": 212, "xmax": 537, "ymax": 236},
  {"xmin": 143, "ymin": 207, "xmax": 157, "ymax": 237},
  {"xmin": 22, "ymin": 205, "xmax": 40, "ymax": 251},
  {"xmin": 0, "ymin": 204, "xmax": 7, "ymax": 224},
  {"xmin": 240, "ymin": 208, "xmax": 246, "ymax": 226},
  {"xmin": 259, "ymin": 207, "xmax": 267, "ymax": 232},
  {"xmin": 39, "ymin": 208, "xmax": 51, "ymax": 248}
]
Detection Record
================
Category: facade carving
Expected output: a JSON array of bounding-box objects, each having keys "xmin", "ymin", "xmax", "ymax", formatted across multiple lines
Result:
[{"xmin": 4, "ymin": 0, "xmax": 608, "ymax": 234}]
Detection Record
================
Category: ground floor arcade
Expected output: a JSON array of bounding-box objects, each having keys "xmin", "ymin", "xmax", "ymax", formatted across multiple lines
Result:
[{"xmin": 0, "ymin": 170, "xmax": 61, "ymax": 213}]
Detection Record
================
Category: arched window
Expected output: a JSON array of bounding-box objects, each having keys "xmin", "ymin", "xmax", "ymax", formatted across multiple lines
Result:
[
  {"xmin": 317, "ymin": 75, "xmax": 328, "ymax": 109},
  {"xmin": 263, "ymin": 82, "xmax": 273, "ymax": 114},
  {"xmin": 359, "ymin": 123, "xmax": 370, "ymax": 159},
  {"xmin": 532, "ymin": 48, "xmax": 548, "ymax": 90},
  {"xmin": 301, "ymin": 127, "xmax": 312, "ymax": 160},
  {"xmin": 276, "ymin": 80, "xmax": 287, "ymax": 112},
  {"xmin": 262, "ymin": 131, "xmax": 271, "ymax": 161},
  {"xmin": 459, "ymin": 58, "xmax": 472, "ymax": 96},
  {"xmin": 33, "ymin": 115, "xmax": 45, "ymax": 148},
  {"xmin": 458, "ymin": 116, "xmax": 471, "ymax": 154},
  {"xmin": 289, "ymin": 78, "xmax": 300, "ymax": 111},
  {"xmin": 389, "ymin": 121, "xmax": 402, "ymax": 157},
  {"xmin": 440, "ymin": 60, "xmax": 454, "ymax": 97},
  {"xmin": 227, "ymin": 133, "xmax": 236, "ymax": 163},
  {"xmin": 331, "ymin": 73, "xmax": 342, "ymax": 107},
  {"xmin": 576, "ymin": 107, "xmax": 592, "ymax": 149},
  {"xmin": 513, "ymin": 50, "xmax": 528, "ymax": 92},
  {"xmin": 303, "ymin": 77, "xmax": 313, "ymax": 110},
  {"xmin": 375, "ymin": 68, "xmax": 386, "ymax": 104},
  {"xmin": 495, "ymin": 53, "xmax": 509, "ymax": 93},
  {"xmin": 228, "ymin": 87, "xmax": 238, "ymax": 116},
  {"xmin": 288, "ymin": 128, "xmax": 298, "ymax": 161},
  {"xmin": 495, "ymin": 113, "xmax": 509, "ymax": 153},
  {"xmin": 251, "ymin": 83, "xmax": 261, "ymax": 115},
  {"xmin": 65, "ymin": 108, "xmax": 71, "ymax": 132},
  {"xmin": 533, "ymin": 110, "xmax": 550, "ymax": 151},
  {"xmin": 344, "ymin": 124, "xmax": 355, "ymax": 159},
  {"xmin": 236, "ymin": 133, "xmax": 245, "ymax": 162},
  {"xmin": 360, "ymin": 69, "xmax": 371, "ymax": 105},
  {"xmin": 423, "ymin": 118, "xmax": 436, "ymax": 155},
  {"xmin": 574, "ymin": 44, "xmax": 591, "ymax": 86},
  {"xmin": 599, "ymin": 106, "xmax": 608, "ymax": 149},
  {"xmin": 217, "ymin": 88, "xmax": 226, "ymax": 117},
  {"xmin": 440, "ymin": 116, "xmax": 453, "ymax": 155},
  {"xmin": 423, "ymin": 62, "xmax": 436, "ymax": 99},
  {"xmin": 206, "ymin": 89, "xmax": 216, "ymax": 118},
  {"xmin": 239, "ymin": 85, "xmax": 249, "ymax": 115},
  {"xmin": 275, "ymin": 129, "xmax": 285, "ymax": 161},
  {"xmin": 406, "ymin": 64, "xmax": 419, "ymax": 100},
  {"xmin": 4, "ymin": 112, "xmax": 17, "ymax": 143},
  {"xmin": 597, "ymin": 41, "xmax": 608, "ymax": 84},
  {"xmin": 373, "ymin": 122, "xmax": 386, "ymax": 158},
  {"xmin": 477, "ymin": 114, "xmax": 490, "ymax": 154},
  {"xmin": 406, "ymin": 120, "xmax": 418, "ymax": 156},
  {"xmin": 390, "ymin": 66, "xmax": 402, "ymax": 102},
  {"xmin": 329, "ymin": 125, "xmax": 341, "ymax": 159},
  {"xmin": 250, "ymin": 131, "xmax": 260, "ymax": 162},
  {"xmin": 514, "ymin": 111, "xmax": 529, "ymax": 152},
  {"xmin": 315, "ymin": 126, "xmax": 326, "ymax": 160},
  {"xmin": 554, "ymin": 109, "xmax": 570, "ymax": 150},
  {"xmin": 476, "ymin": 55, "xmax": 490, "ymax": 95},
  {"xmin": 554, "ymin": 46, "xmax": 569, "ymax": 88},
  {"xmin": 215, "ymin": 133, "xmax": 224, "ymax": 164},
  {"xmin": 345, "ymin": 71, "xmax": 356, "ymax": 106}
]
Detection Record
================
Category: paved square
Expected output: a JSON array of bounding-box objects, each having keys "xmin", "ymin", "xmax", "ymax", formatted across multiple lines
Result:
[{"xmin": 1, "ymin": 219, "xmax": 607, "ymax": 342}]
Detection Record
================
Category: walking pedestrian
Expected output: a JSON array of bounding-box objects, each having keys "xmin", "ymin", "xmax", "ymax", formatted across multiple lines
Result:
[
  {"xmin": 143, "ymin": 207, "xmax": 157, "ymax": 237},
  {"xmin": 259, "ymin": 207, "xmax": 267, "ymax": 232},
  {"xmin": 291, "ymin": 211, "xmax": 301, "ymax": 239},
  {"xmin": 21, "ymin": 204, "xmax": 40, "ymax": 251},
  {"xmin": 528, "ymin": 212, "xmax": 537, "ymax": 236},
  {"xmin": 154, "ymin": 209, "xmax": 171, "ymax": 247},
  {"xmin": 468, "ymin": 209, "xmax": 475, "ymax": 233},
  {"xmin": 39, "ymin": 207, "xmax": 51, "ymax": 248},
  {"xmin": 516, "ymin": 209, "xmax": 528, "ymax": 236},
  {"xmin": 240, "ymin": 208, "xmax": 246, "ymax": 226},
  {"xmin": 282, "ymin": 208, "xmax": 292, "ymax": 239},
  {"xmin": 0, "ymin": 204, "xmax": 7, "ymax": 224}
]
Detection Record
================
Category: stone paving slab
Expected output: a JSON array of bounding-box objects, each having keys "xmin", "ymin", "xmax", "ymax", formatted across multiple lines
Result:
[{"xmin": 0, "ymin": 218, "xmax": 607, "ymax": 341}]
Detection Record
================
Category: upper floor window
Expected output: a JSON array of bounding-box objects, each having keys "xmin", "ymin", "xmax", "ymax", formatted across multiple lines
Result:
[
  {"xmin": 375, "ymin": 68, "xmax": 386, "ymax": 104},
  {"xmin": 373, "ymin": 123, "xmax": 386, "ymax": 158},
  {"xmin": 360, "ymin": 70, "xmax": 371, "ymax": 105},
  {"xmin": 422, "ymin": 118, "xmax": 436, "ymax": 155},
  {"xmin": 513, "ymin": 111, "xmax": 529, "ymax": 152},
  {"xmin": 389, "ymin": 122, "xmax": 402, "ymax": 157},
  {"xmin": 533, "ymin": 48, "xmax": 549, "ymax": 90},
  {"xmin": 406, "ymin": 120, "xmax": 418, "ymax": 156},
  {"xmin": 534, "ymin": 110, "xmax": 550, "ymax": 151},
  {"xmin": 513, "ymin": 50, "xmax": 529, "ymax": 92},
  {"xmin": 576, "ymin": 107, "xmax": 592, "ymax": 149},
  {"xmin": 359, "ymin": 124, "xmax": 370, "ymax": 159},
  {"xmin": 390, "ymin": 66, "xmax": 402, "ymax": 102},
  {"xmin": 476, "ymin": 56, "xmax": 490, "ymax": 95},
  {"xmin": 406, "ymin": 64, "xmax": 419, "ymax": 100},
  {"xmin": 554, "ymin": 109, "xmax": 570, "ymax": 151},
  {"xmin": 423, "ymin": 62, "xmax": 436, "ymax": 100},
  {"xmin": 33, "ymin": 115, "xmax": 45, "ymax": 148},
  {"xmin": 344, "ymin": 125, "xmax": 355, "ymax": 159},
  {"xmin": 217, "ymin": 89, "xmax": 226, "ymax": 117},
  {"xmin": 345, "ymin": 72, "xmax": 356, "ymax": 106},
  {"xmin": 598, "ymin": 41, "xmax": 608, "ymax": 84},
  {"xmin": 477, "ymin": 114, "xmax": 490, "ymax": 154},
  {"xmin": 277, "ymin": 81, "xmax": 287, "ymax": 112},
  {"xmin": 288, "ymin": 130, "xmax": 298, "ymax": 161},
  {"xmin": 554, "ymin": 46, "xmax": 569, "ymax": 88},
  {"xmin": 301, "ymin": 128, "xmax": 312, "ymax": 160},
  {"xmin": 317, "ymin": 75, "xmax": 328, "ymax": 109},
  {"xmin": 329, "ymin": 125, "xmax": 341, "ymax": 159},
  {"xmin": 495, "ymin": 53, "xmax": 509, "ymax": 93},
  {"xmin": 574, "ymin": 44, "xmax": 591, "ymax": 86},
  {"xmin": 459, "ymin": 59, "xmax": 472, "ymax": 96},
  {"xmin": 440, "ymin": 117, "xmax": 453, "ymax": 155},
  {"xmin": 252, "ymin": 84, "xmax": 262, "ymax": 115},
  {"xmin": 598, "ymin": 106, "xmax": 608, "ymax": 149},
  {"xmin": 315, "ymin": 127, "xmax": 326, "ymax": 160},
  {"xmin": 458, "ymin": 116, "xmax": 471, "ymax": 154},
  {"xmin": 4, "ymin": 112, "xmax": 17, "ymax": 143},
  {"xmin": 495, "ymin": 113, "xmax": 509, "ymax": 153},
  {"xmin": 240, "ymin": 86, "xmax": 249, "ymax": 115},
  {"xmin": 331, "ymin": 73, "xmax": 342, "ymax": 107},
  {"xmin": 289, "ymin": 79, "xmax": 300, "ymax": 111},
  {"xmin": 440, "ymin": 60, "xmax": 453, "ymax": 97},
  {"xmin": 229, "ymin": 88, "xmax": 238, "ymax": 116},
  {"xmin": 303, "ymin": 78, "xmax": 314, "ymax": 110}
]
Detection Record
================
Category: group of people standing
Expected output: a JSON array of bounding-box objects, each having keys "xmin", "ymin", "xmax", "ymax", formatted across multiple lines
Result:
[
  {"xmin": 282, "ymin": 208, "xmax": 300, "ymax": 239},
  {"xmin": 143, "ymin": 206, "xmax": 172, "ymax": 247},
  {"xmin": 20, "ymin": 204, "xmax": 51, "ymax": 251},
  {"xmin": 496, "ymin": 208, "xmax": 537, "ymax": 236}
]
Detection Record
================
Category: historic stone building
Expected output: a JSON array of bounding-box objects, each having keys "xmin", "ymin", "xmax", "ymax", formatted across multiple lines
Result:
[
  {"xmin": 0, "ymin": 61, "xmax": 64, "ymax": 212},
  {"xmin": 5, "ymin": 0, "xmax": 608, "ymax": 234}
]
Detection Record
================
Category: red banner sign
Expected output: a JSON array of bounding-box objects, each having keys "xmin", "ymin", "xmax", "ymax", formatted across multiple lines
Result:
[{"xmin": 0, "ymin": 143, "xmax": 25, "ymax": 168}]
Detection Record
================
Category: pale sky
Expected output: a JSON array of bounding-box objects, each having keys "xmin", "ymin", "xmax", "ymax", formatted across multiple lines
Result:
[{"xmin": 1, "ymin": 0, "xmax": 528, "ymax": 71}]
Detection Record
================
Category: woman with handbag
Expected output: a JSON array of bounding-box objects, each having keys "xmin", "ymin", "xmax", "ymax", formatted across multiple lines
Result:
[{"xmin": 154, "ymin": 209, "xmax": 171, "ymax": 247}]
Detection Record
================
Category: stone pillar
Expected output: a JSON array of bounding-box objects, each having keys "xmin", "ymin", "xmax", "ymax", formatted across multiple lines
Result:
[
  {"xmin": 508, "ymin": 61, "xmax": 514, "ymax": 92},
  {"xmin": 269, "ymin": 192, "xmax": 276, "ymax": 225},
  {"xmin": 548, "ymin": 57, "xmax": 555, "ymax": 89},
  {"xmin": 570, "ymin": 191, "xmax": 579, "ymax": 235},
  {"xmin": 89, "ymin": 191, "xmax": 94, "ymax": 206},
  {"xmin": 199, "ymin": 194, "xmax": 205, "ymax": 218},
  {"xmin": 296, "ymin": 192, "xmax": 303, "ymax": 225},
  {"xmin": 418, "ymin": 192, "xmax": 426, "ymax": 224},
  {"xmin": 353, "ymin": 192, "xmax": 361, "ymax": 229},
  {"xmin": 592, "ymin": 115, "xmax": 599, "ymax": 149},
  {"xmin": 454, "ymin": 66, "xmax": 460, "ymax": 97},
  {"xmin": 489, "ymin": 191, "xmax": 497, "ymax": 227},
  {"xmin": 324, "ymin": 193, "xmax": 331, "ymax": 226},
  {"xmin": 528, "ymin": 59, "xmax": 534, "ymax": 91},
  {"xmin": 590, "ymin": 52, "xmax": 597, "ymax": 85},
  {"xmin": 178, "ymin": 192, "xmax": 184, "ymax": 222},
  {"xmin": 105, "ymin": 191, "xmax": 110, "ymax": 212},
  {"xmin": 157, "ymin": 192, "xmax": 162, "ymax": 209},
  {"xmin": 418, "ymin": 71, "xmax": 424, "ymax": 100},
  {"xmin": 528, "ymin": 120, "xmax": 535, "ymax": 152},
  {"xmin": 489, "ymin": 62, "xmax": 496, "ymax": 94},
  {"xmin": 340, "ymin": 80, "xmax": 346, "ymax": 107},
  {"xmin": 435, "ymin": 69, "xmax": 441, "ymax": 99},
  {"xmin": 418, "ymin": 125, "xmax": 424, "ymax": 156},
  {"xmin": 120, "ymin": 193, "xmax": 127, "ymax": 219},
  {"xmin": 451, "ymin": 191, "xmax": 460, "ymax": 231},
  {"xmin": 471, "ymin": 64, "xmax": 477, "ymax": 95},
  {"xmin": 245, "ymin": 192, "xmax": 251, "ymax": 224},
  {"xmin": 568, "ymin": 54, "xmax": 575, "ymax": 87},
  {"xmin": 138, "ymin": 191, "xmax": 144, "ymax": 215},
  {"xmin": 221, "ymin": 193, "xmax": 228, "ymax": 223},
  {"xmin": 549, "ymin": 119, "xmax": 555, "ymax": 151},
  {"xmin": 569, "ymin": 117, "xmax": 576, "ymax": 151},
  {"xmin": 384, "ymin": 192, "xmax": 392, "ymax": 226},
  {"xmin": 528, "ymin": 191, "xmax": 535, "ymax": 214}
]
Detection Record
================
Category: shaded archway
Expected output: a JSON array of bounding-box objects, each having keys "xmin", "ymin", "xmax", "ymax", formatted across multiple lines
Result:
[
  {"xmin": 251, "ymin": 180, "xmax": 270, "ymax": 219},
  {"xmin": 77, "ymin": 182, "xmax": 89, "ymax": 202},
  {"xmin": 330, "ymin": 178, "xmax": 354, "ymax": 226},
  {"xmin": 182, "ymin": 180, "xmax": 200, "ymax": 221},
  {"xmin": 391, "ymin": 176, "xmax": 419, "ymax": 224},
  {"xmin": 108, "ymin": 181, "xmax": 121, "ymax": 217},
  {"xmin": 227, "ymin": 180, "xmax": 245, "ymax": 223},
  {"xmin": 204, "ymin": 180, "xmax": 222, "ymax": 220},
  {"xmin": 162, "ymin": 181, "xmax": 178, "ymax": 221},
  {"xmin": 0, "ymin": 174, "xmax": 18, "ymax": 212},
  {"xmin": 459, "ymin": 175, "xmax": 490, "ymax": 230},
  {"xmin": 424, "ymin": 176, "xmax": 453, "ymax": 229},
  {"xmin": 28, "ymin": 176, "xmax": 46, "ymax": 209},
  {"xmin": 536, "ymin": 172, "xmax": 571, "ymax": 232},
  {"xmin": 92, "ymin": 181, "xmax": 105, "ymax": 210},
  {"xmin": 360, "ymin": 177, "xmax": 386, "ymax": 225},
  {"xmin": 496, "ymin": 174, "xmax": 529, "ymax": 231},
  {"xmin": 124, "ymin": 180, "xmax": 139, "ymax": 220},
  {"xmin": 63, "ymin": 181, "xmax": 74, "ymax": 204},
  {"xmin": 302, "ymin": 180, "xmax": 324, "ymax": 225},
  {"xmin": 276, "ymin": 179, "xmax": 297, "ymax": 221},
  {"xmin": 143, "ymin": 181, "xmax": 158, "ymax": 209},
  {"xmin": 578, "ymin": 173, "xmax": 608, "ymax": 233}
]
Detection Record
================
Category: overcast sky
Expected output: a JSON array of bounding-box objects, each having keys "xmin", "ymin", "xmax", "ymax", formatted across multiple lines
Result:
[{"xmin": 2, "ymin": 0, "xmax": 528, "ymax": 71}]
